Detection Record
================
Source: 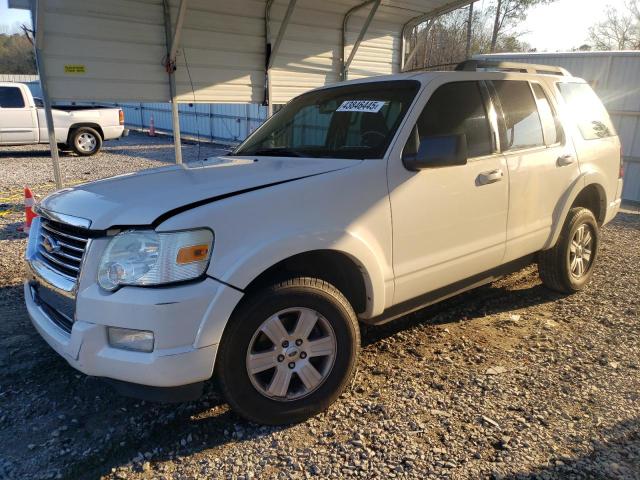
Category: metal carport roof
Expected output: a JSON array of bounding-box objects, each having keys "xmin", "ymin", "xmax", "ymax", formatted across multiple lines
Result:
[{"xmin": 10, "ymin": 0, "xmax": 471, "ymax": 185}]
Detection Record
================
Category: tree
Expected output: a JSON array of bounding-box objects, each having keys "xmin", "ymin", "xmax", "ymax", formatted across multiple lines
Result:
[
  {"xmin": 588, "ymin": 1, "xmax": 640, "ymax": 50},
  {"xmin": 489, "ymin": 0, "xmax": 556, "ymax": 52},
  {"xmin": 0, "ymin": 32, "xmax": 36, "ymax": 74}
]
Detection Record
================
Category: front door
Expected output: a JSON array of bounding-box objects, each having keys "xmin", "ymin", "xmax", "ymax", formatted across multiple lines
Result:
[
  {"xmin": 388, "ymin": 80, "xmax": 509, "ymax": 306},
  {"xmin": 0, "ymin": 86, "xmax": 37, "ymax": 144}
]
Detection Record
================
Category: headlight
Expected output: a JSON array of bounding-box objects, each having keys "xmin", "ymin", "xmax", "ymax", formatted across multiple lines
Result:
[{"xmin": 97, "ymin": 229, "xmax": 213, "ymax": 291}]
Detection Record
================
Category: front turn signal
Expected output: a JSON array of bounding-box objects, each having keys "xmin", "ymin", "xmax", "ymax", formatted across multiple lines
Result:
[{"xmin": 177, "ymin": 244, "xmax": 210, "ymax": 265}]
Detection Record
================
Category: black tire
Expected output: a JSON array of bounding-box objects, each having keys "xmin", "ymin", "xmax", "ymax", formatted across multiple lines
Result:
[
  {"xmin": 538, "ymin": 207, "xmax": 600, "ymax": 293},
  {"xmin": 70, "ymin": 126, "xmax": 102, "ymax": 156},
  {"xmin": 217, "ymin": 277, "xmax": 360, "ymax": 425}
]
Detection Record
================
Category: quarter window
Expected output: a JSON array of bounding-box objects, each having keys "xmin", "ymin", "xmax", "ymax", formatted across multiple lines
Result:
[
  {"xmin": 413, "ymin": 81, "xmax": 493, "ymax": 158},
  {"xmin": 0, "ymin": 87, "xmax": 26, "ymax": 108},
  {"xmin": 531, "ymin": 83, "xmax": 563, "ymax": 145},
  {"xmin": 557, "ymin": 82, "xmax": 615, "ymax": 140},
  {"xmin": 492, "ymin": 80, "xmax": 545, "ymax": 151}
]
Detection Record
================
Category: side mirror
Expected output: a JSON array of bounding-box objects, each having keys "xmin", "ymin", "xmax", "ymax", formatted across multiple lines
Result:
[{"xmin": 403, "ymin": 133, "xmax": 468, "ymax": 170}]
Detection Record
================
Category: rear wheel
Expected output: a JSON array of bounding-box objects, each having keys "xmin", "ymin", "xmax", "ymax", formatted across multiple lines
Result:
[
  {"xmin": 70, "ymin": 127, "xmax": 102, "ymax": 156},
  {"xmin": 538, "ymin": 207, "xmax": 600, "ymax": 293},
  {"xmin": 217, "ymin": 277, "xmax": 360, "ymax": 425}
]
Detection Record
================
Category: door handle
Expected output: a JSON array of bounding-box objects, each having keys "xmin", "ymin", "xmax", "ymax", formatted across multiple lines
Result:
[
  {"xmin": 557, "ymin": 154, "xmax": 576, "ymax": 167},
  {"xmin": 476, "ymin": 169, "xmax": 504, "ymax": 186}
]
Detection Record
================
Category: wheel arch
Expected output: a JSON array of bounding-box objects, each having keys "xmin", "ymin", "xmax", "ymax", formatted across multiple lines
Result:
[
  {"xmin": 243, "ymin": 250, "xmax": 369, "ymax": 316},
  {"xmin": 67, "ymin": 123, "xmax": 104, "ymax": 143},
  {"xmin": 195, "ymin": 243, "xmax": 387, "ymax": 350},
  {"xmin": 545, "ymin": 173, "xmax": 608, "ymax": 249}
]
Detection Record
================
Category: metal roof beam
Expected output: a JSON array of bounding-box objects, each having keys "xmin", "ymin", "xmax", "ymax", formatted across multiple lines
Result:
[
  {"xmin": 267, "ymin": 0, "xmax": 298, "ymax": 70},
  {"xmin": 341, "ymin": 0, "xmax": 381, "ymax": 81},
  {"xmin": 401, "ymin": 0, "xmax": 473, "ymax": 71},
  {"xmin": 265, "ymin": 0, "xmax": 298, "ymax": 114}
]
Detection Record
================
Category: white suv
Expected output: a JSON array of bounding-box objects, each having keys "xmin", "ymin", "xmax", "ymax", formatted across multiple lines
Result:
[{"xmin": 25, "ymin": 61, "xmax": 623, "ymax": 424}]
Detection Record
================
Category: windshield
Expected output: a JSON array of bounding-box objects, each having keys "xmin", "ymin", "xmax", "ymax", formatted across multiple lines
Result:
[{"xmin": 234, "ymin": 80, "xmax": 421, "ymax": 159}]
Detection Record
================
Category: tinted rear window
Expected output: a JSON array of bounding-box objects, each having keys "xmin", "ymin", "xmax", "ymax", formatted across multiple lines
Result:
[
  {"xmin": 0, "ymin": 87, "xmax": 26, "ymax": 108},
  {"xmin": 491, "ymin": 80, "xmax": 544, "ymax": 151},
  {"xmin": 557, "ymin": 82, "xmax": 615, "ymax": 140}
]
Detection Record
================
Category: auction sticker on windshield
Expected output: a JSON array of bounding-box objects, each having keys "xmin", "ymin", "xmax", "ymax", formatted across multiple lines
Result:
[{"xmin": 336, "ymin": 100, "xmax": 385, "ymax": 113}]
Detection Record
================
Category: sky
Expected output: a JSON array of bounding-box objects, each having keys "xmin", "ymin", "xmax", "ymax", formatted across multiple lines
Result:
[
  {"xmin": 519, "ymin": 0, "xmax": 632, "ymax": 51},
  {"xmin": 0, "ymin": 0, "xmax": 634, "ymax": 52}
]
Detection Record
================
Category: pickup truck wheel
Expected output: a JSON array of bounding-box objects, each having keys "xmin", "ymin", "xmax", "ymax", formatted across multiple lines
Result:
[
  {"xmin": 70, "ymin": 127, "xmax": 102, "ymax": 156},
  {"xmin": 217, "ymin": 277, "xmax": 360, "ymax": 425},
  {"xmin": 538, "ymin": 207, "xmax": 600, "ymax": 293}
]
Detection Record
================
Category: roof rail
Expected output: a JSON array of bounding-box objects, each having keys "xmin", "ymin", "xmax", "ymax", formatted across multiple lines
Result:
[{"xmin": 455, "ymin": 59, "xmax": 571, "ymax": 76}]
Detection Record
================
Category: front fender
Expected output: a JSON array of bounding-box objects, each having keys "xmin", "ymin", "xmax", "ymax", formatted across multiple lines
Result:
[
  {"xmin": 217, "ymin": 229, "xmax": 389, "ymax": 320},
  {"xmin": 544, "ymin": 171, "xmax": 607, "ymax": 249}
]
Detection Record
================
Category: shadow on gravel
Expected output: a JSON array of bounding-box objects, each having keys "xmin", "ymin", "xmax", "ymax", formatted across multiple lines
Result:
[
  {"xmin": 361, "ymin": 278, "xmax": 565, "ymax": 347},
  {"xmin": 1, "ymin": 267, "xmax": 570, "ymax": 480},
  {"xmin": 0, "ymin": 221, "xmax": 27, "ymax": 239},
  {"xmin": 0, "ymin": 149, "xmax": 54, "ymax": 159},
  {"xmin": 502, "ymin": 417, "xmax": 640, "ymax": 479}
]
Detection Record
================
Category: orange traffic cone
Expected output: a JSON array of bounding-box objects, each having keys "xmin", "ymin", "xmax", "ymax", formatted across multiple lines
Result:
[
  {"xmin": 149, "ymin": 115, "xmax": 156, "ymax": 136},
  {"xmin": 20, "ymin": 187, "xmax": 38, "ymax": 234}
]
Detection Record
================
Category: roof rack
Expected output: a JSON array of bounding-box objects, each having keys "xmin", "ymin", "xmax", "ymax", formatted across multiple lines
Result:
[{"xmin": 455, "ymin": 60, "xmax": 571, "ymax": 76}]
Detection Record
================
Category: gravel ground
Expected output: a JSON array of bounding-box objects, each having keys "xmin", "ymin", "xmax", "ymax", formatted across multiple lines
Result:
[
  {"xmin": 0, "ymin": 131, "xmax": 231, "ymax": 192},
  {"xmin": 1, "ymin": 136, "xmax": 639, "ymax": 479}
]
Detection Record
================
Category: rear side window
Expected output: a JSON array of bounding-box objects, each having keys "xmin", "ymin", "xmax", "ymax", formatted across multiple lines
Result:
[
  {"xmin": 0, "ymin": 87, "xmax": 26, "ymax": 108},
  {"xmin": 414, "ymin": 81, "xmax": 492, "ymax": 158},
  {"xmin": 531, "ymin": 83, "xmax": 563, "ymax": 145},
  {"xmin": 557, "ymin": 82, "xmax": 615, "ymax": 140},
  {"xmin": 491, "ymin": 80, "xmax": 544, "ymax": 151}
]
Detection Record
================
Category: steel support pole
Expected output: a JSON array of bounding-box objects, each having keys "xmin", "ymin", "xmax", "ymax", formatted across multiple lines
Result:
[
  {"xmin": 162, "ymin": 0, "xmax": 185, "ymax": 164},
  {"xmin": 265, "ymin": 0, "xmax": 297, "ymax": 116},
  {"xmin": 32, "ymin": 0, "xmax": 62, "ymax": 189},
  {"xmin": 465, "ymin": 1, "xmax": 474, "ymax": 59},
  {"xmin": 341, "ymin": 0, "xmax": 381, "ymax": 81}
]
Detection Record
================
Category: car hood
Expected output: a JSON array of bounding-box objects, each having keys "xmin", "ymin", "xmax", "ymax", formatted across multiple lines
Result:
[{"xmin": 39, "ymin": 156, "xmax": 359, "ymax": 230}]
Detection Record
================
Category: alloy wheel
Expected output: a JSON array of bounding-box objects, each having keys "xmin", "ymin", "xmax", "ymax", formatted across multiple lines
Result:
[{"xmin": 246, "ymin": 307, "xmax": 337, "ymax": 401}]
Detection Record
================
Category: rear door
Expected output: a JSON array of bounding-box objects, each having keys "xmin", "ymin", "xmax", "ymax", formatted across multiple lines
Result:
[
  {"xmin": 555, "ymin": 81, "xmax": 622, "ymax": 214},
  {"xmin": 0, "ymin": 86, "xmax": 38, "ymax": 144},
  {"xmin": 388, "ymin": 80, "xmax": 508, "ymax": 305},
  {"xmin": 489, "ymin": 80, "xmax": 580, "ymax": 263}
]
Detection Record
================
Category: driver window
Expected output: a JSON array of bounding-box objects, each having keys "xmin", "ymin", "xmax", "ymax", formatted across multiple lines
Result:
[{"xmin": 408, "ymin": 81, "xmax": 493, "ymax": 159}]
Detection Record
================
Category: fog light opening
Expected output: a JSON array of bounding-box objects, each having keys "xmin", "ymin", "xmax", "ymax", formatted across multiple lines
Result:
[{"xmin": 107, "ymin": 327, "xmax": 154, "ymax": 352}]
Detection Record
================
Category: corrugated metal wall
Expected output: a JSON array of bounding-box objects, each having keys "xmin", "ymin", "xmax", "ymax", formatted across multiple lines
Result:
[
  {"xmin": 28, "ymin": 0, "xmax": 466, "ymax": 104},
  {"xmin": 476, "ymin": 52, "xmax": 640, "ymax": 203},
  {"xmin": 0, "ymin": 74, "xmax": 40, "ymax": 82},
  {"xmin": 116, "ymin": 102, "xmax": 268, "ymax": 144}
]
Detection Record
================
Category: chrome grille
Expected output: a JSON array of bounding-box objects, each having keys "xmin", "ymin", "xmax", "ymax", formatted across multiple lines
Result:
[{"xmin": 37, "ymin": 218, "xmax": 89, "ymax": 281}]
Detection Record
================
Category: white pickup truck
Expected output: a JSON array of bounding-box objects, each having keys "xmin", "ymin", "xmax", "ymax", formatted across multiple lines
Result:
[{"xmin": 0, "ymin": 82, "xmax": 127, "ymax": 156}]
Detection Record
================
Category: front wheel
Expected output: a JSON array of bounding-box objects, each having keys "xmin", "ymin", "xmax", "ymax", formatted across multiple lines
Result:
[
  {"xmin": 538, "ymin": 207, "xmax": 600, "ymax": 293},
  {"xmin": 217, "ymin": 277, "xmax": 360, "ymax": 425},
  {"xmin": 70, "ymin": 127, "xmax": 102, "ymax": 156}
]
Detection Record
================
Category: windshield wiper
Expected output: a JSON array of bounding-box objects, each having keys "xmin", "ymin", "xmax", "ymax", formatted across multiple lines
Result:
[{"xmin": 243, "ymin": 147, "xmax": 309, "ymax": 158}]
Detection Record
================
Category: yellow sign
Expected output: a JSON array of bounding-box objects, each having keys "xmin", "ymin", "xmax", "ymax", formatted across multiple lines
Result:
[{"xmin": 64, "ymin": 64, "xmax": 86, "ymax": 74}]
